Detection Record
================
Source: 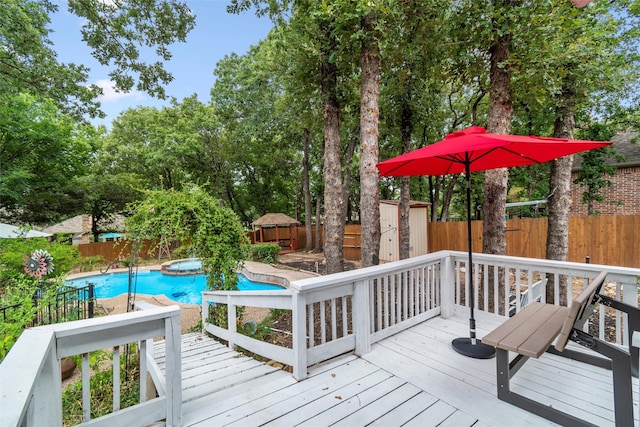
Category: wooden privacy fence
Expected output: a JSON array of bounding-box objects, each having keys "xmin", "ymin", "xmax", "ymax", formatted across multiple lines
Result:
[
  {"xmin": 428, "ymin": 214, "xmax": 640, "ymax": 268},
  {"xmin": 76, "ymin": 215, "xmax": 639, "ymax": 268},
  {"xmin": 78, "ymin": 239, "xmax": 160, "ymax": 261}
]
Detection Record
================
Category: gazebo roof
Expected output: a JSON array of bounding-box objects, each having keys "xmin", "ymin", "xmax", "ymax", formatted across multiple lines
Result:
[{"xmin": 251, "ymin": 213, "xmax": 300, "ymax": 226}]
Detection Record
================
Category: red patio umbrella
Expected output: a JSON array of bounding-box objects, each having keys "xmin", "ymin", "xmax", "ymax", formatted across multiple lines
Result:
[{"xmin": 377, "ymin": 125, "xmax": 611, "ymax": 359}]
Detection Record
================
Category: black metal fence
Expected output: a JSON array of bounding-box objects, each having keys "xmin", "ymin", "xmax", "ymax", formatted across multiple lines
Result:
[{"xmin": 0, "ymin": 283, "xmax": 95, "ymax": 326}]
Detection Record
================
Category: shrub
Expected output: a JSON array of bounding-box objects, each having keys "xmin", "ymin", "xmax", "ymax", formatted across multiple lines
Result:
[
  {"xmin": 251, "ymin": 243, "xmax": 280, "ymax": 263},
  {"xmin": 74, "ymin": 255, "xmax": 106, "ymax": 272},
  {"xmin": 0, "ymin": 238, "xmax": 80, "ymax": 284},
  {"xmin": 0, "ymin": 277, "xmax": 64, "ymax": 360}
]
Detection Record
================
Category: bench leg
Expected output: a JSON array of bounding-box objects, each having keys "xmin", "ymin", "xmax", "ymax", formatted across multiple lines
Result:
[
  {"xmin": 551, "ymin": 334, "xmax": 635, "ymax": 426},
  {"xmin": 603, "ymin": 343, "xmax": 634, "ymax": 426},
  {"xmin": 495, "ymin": 348, "xmax": 598, "ymax": 427}
]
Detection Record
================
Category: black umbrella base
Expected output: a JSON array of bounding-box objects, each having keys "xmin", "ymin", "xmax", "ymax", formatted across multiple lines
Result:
[{"xmin": 451, "ymin": 337, "xmax": 496, "ymax": 359}]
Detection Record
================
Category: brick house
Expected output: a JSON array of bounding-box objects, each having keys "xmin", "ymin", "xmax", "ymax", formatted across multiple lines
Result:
[{"xmin": 570, "ymin": 131, "xmax": 640, "ymax": 216}]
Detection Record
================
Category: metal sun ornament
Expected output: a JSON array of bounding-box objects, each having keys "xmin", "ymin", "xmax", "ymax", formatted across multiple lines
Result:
[{"xmin": 23, "ymin": 249, "xmax": 54, "ymax": 278}]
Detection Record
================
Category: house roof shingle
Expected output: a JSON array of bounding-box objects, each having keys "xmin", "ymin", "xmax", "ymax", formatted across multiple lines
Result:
[{"xmin": 573, "ymin": 130, "xmax": 639, "ymax": 170}]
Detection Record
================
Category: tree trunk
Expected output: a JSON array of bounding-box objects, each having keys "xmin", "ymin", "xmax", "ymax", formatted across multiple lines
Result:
[
  {"xmin": 315, "ymin": 195, "xmax": 322, "ymax": 252},
  {"xmin": 302, "ymin": 128, "xmax": 313, "ymax": 251},
  {"xmin": 483, "ymin": 25, "xmax": 512, "ymax": 256},
  {"xmin": 482, "ymin": 1, "xmax": 515, "ymax": 313},
  {"xmin": 320, "ymin": 20, "xmax": 344, "ymax": 273},
  {"xmin": 439, "ymin": 176, "xmax": 458, "ymax": 222},
  {"xmin": 399, "ymin": 87, "xmax": 413, "ymax": 259},
  {"xmin": 359, "ymin": 12, "xmax": 381, "ymax": 267},
  {"xmin": 429, "ymin": 177, "xmax": 439, "ymax": 222},
  {"xmin": 342, "ymin": 127, "xmax": 358, "ymax": 223},
  {"xmin": 545, "ymin": 78, "xmax": 576, "ymax": 306}
]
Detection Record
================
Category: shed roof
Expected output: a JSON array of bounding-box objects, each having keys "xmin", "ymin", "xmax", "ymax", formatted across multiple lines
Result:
[
  {"xmin": 251, "ymin": 213, "xmax": 300, "ymax": 226},
  {"xmin": 380, "ymin": 200, "xmax": 431, "ymax": 207}
]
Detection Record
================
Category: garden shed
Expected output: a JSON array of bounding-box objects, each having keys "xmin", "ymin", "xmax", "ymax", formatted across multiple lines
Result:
[
  {"xmin": 251, "ymin": 213, "xmax": 300, "ymax": 253},
  {"xmin": 379, "ymin": 200, "xmax": 430, "ymax": 262}
]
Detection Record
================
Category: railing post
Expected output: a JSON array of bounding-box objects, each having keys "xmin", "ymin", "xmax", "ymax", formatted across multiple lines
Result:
[
  {"xmin": 440, "ymin": 255, "xmax": 455, "ymax": 319},
  {"xmin": 292, "ymin": 288, "xmax": 308, "ymax": 381},
  {"xmin": 164, "ymin": 310, "xmax": 182, "ymax": 427},
  {"xmin": 201, "ymin": 295, "xmax": 208, "ymax": 331},
  {"xmin": 22, "ymin": 330, "xmax": 61, "ymax": 426},
  {"xmin": 228, "ymin": 295, "xmax": 237, "ymax": 350},
  {"xmin": 353, "ymin": 279, "xmax": 371, "ymax": 356}
]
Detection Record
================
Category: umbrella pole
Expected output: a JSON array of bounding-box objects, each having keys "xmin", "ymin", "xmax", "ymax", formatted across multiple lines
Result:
[{"xmin": 451, "ymin": 162, "xmax": 495, "ymax": 359}]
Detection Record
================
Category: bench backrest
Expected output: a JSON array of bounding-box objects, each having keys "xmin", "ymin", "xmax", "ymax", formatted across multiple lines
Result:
[{"xmin": 555, "ymin": 271, "xmax": 607, "ymax": 352}]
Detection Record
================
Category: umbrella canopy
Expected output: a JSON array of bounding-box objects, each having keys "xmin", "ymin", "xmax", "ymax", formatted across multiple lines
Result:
[
  {"xmin": 377, "ymin": 126, "xmax": 612, "ymax": 177},
  {"xmin": 377, "ymin": 126, "xmax": 612, "ymax": 359},
  {"xmin": 99, "ymin": 232, "xmax": 123, "ymax": 240}
]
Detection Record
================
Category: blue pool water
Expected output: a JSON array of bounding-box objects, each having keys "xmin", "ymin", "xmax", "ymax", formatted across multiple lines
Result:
[{"xmin": 66, "ymin": 271, "xmax": 284, "ymax": 304}]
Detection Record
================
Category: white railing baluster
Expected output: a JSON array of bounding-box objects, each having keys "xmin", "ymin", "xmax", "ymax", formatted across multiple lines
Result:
[
  {"xmin": 402, "ymin": 271, "xmax": 408, "ymax": 321},
  {"xmin": 424, "ymin": 266, "xmax": 429, "ymax": 312},
  {"xmin": 376, "ymin": 277, "xmax": 382, "ymax": 331},
  {"xmin": 420, "ymin": 267, "xmax": 426, "ymax": 312},
  {"xmin": 390, "ymin": 273, "xmax": 396, "ymax": 326},
  {"xmin": 409, "ymin": 269, "xmax": 415, "ymax": 317},
  {"xmin": 501, "ymin": 266, "xmax": 508, "ymax": 317},
  {"xmin": 616, "ymin": 281, "xmax": 623, "ymax": 344},
  {"xmin": 320, "ymin": 301, "xmax": 326, "ymax": 344},
  {"xmin": 228, "ymin": 298, "xmax": 237, "ymax": 351},
  {"xmin": 308, "ymin": 303, "xmax": 315, "ymax": 348},
  {"xmin": 330, "ymin": 298, "xmax": 337, "ymax": 341},
  {"xmin": 342, "ymin": 296, "xmax": 348, "ymax": 338},
  {"xmin": 140, "ymin": 339, "xmax": 147, "ymax": 403},
  {"xmin": 113, "ymin": 345, "xmax": 120, "ymax": 412},
  {"xmin": 82, "ymin": 352, "xmax": 90, "ymax": 422},
  {"xmin": 483, "ymin": 264, "xmax": 490, "ymax": 313},
  {"xmin": 368, "ymin": 279, "xmax": 375, "ymax": 334}
]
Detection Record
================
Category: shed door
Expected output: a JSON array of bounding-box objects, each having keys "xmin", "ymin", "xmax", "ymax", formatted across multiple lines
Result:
[{"xmin": 379, "ymin": 204, "xmax": 399, "ymax": 262}]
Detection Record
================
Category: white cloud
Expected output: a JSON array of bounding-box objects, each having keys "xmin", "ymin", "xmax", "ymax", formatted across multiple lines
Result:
[{"xmin": 94, "ymin": 79, "xmax": 144, "ymax": 103}]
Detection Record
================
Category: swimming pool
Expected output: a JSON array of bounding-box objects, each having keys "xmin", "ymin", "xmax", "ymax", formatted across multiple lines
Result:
[{"xmin": 66, "ymin": 270, "xmax": 285, "ymax": 304}]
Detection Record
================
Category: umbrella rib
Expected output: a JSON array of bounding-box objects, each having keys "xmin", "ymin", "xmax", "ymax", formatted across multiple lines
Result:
[{"xmin": 494, "ymin": 146, "xmax": 543, "ymax": 165}]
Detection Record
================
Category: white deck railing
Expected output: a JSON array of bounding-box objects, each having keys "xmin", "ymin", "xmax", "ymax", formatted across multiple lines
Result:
[
  {"xmin": 3, "ymin": 250, "xmax": 638, "ymax": 425},
  {"xmin": 0, "ymin": 304, "xmax": 181, "ymax": 427},
  {"xmin": 203, "ymin": 250, "xmax": 640, "ymax": 380},
  {"xmin": 203, "ymin": 254, "xmax": 445, "ymax": 380}
]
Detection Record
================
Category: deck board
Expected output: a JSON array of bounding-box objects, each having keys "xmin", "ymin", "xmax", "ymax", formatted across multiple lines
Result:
[{"xmin": 154, "ymin": 311, "xmax": 637, "ymax": 426}]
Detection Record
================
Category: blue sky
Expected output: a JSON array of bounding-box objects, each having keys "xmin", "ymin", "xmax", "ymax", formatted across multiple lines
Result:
[{"xmin": 49, "ymin": 1, "xmax": 274, "ymax": 127}]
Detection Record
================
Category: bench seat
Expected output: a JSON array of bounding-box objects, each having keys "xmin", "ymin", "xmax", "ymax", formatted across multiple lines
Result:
[{"xmin": 483, "ymin": 302, "xmax": 567, "ymax": 358}]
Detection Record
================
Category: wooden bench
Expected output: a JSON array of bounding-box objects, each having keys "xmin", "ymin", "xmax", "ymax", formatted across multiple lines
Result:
[{"xmin": 483, "ymin": 271, "xmax": 639, "ymax": 427}]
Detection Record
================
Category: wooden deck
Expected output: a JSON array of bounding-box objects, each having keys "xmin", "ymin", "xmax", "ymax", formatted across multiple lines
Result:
[{"xmin": 154, "ymin": 310, "xmax": 638, "ymax": 426}]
